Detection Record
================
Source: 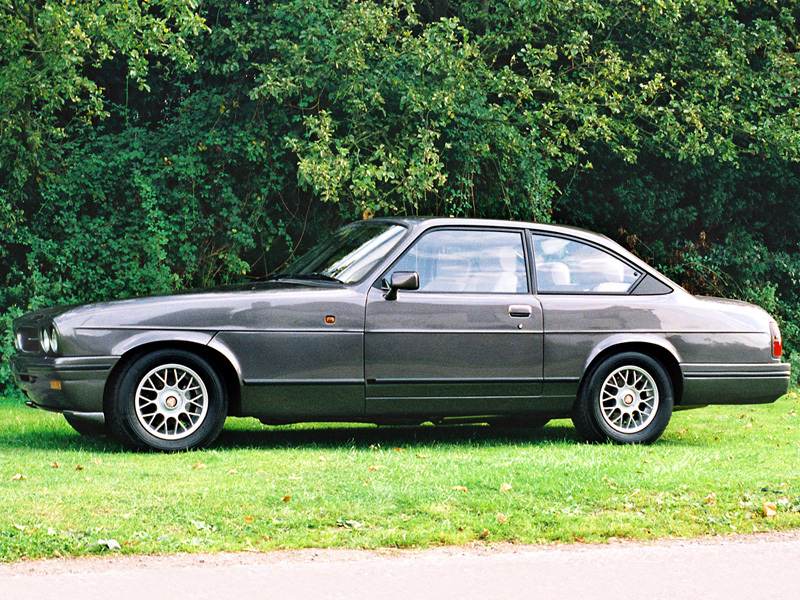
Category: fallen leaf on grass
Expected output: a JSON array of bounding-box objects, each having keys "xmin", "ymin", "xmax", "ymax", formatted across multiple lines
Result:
[
  {"xmin": 193, "ymin": 462, "xmax": 207, "ymax": 470},
  {"xmin": 500, "ymin": 483, "xmax": 513, "ymax": 493},
  {"xmin": 763, "ymin": 502, "xmax": 778, "ymax": 517},
  {"xmin": 496, "ymin": 513, "xmax": 508, "ymax": 524},
  {"xmin": 282, "ymin": 494, "xmax": 291, "ymax": 502},
  {"xmin": 227, "ymin": 469, "xmax": 238, "ymax": 475},
  {"xmin": 368, "ymin": 465, "xmax": 382, "ymax": 472},
  {"xmin": 11, "ymin": 474, "xmax": 26, "ymax": 481},
  {"xmin": 75, "ymin": 465, "xmax": 84, "ymax": 471},
  {"xmin": 97, "ymin": 539, "xmax": 121, "ymax": 551},
  {"xmin": 245, "ymin": 517, "xmax": 255, "ymax": 524},
  {"xmin": 478, "ymin": 529, "xmax": 490, "ymax": 538},
  {"xmin": 50, "ymin": 462, "xmax": 59, "ymax": 469},
  {"xmin": 705, "ymin": 492, "xmax": 716, "ymax": 505},
  {"xmin": 451, "ymin": 486, "xmax": 468, "ymax": 493}
]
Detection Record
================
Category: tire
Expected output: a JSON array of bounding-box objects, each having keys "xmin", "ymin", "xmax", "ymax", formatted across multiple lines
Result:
[
  {"xmin": 572, "ymin": 352, "xmax": 673, "ymax": 444},
  {"xmin": 64, "ymin": 412, "xmax": 107, "ymax": 436},
  {"xmin": 106, "ymin": 349, "xmax": 228, "ymax": 451}
]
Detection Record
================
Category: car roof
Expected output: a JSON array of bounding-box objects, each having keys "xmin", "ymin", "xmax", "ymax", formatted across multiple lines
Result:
[{"xmin": 363, "ymin": 216, "xmax": 617, "ymax": 247}]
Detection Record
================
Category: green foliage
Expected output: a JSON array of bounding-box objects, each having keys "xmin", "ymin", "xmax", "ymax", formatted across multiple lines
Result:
[{"xmin": 1, "ymin": 0, "xmax": 800, "ymax": 388}]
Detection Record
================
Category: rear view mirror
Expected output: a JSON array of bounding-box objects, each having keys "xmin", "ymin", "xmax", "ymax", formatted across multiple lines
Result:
[{"xmin": 384, "ymin": 271, "xmax": 419, "ymax": 301}]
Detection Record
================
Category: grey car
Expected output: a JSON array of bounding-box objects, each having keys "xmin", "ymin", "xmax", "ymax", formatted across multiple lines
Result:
[{"xmin": 11, "ymin": 218, "xmax": 790, "ymax": 451}]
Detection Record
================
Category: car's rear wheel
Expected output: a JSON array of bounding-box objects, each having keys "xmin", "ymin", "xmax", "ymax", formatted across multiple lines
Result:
[
  {"xmin": 572, "ymin": 352, "xmax": 673, "ymax": 444},
  {"xmin": 63, "ymin": 411, "xmax": 107, "ymax": 436},
  {"xmin": 106, "ymin": 349, "xmax": 228, "ymax": 451}
]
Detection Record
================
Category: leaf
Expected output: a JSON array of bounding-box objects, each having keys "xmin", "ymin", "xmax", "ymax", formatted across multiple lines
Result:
[
  {"xmin": 245, "ymin": 517, "xmax": 254, "ymax": 523},
  {"xmin": 763, "ymin": 502, "xmax": 778, "ymax": 517},
  {"xmin": 193, "ymin": 462, "xmax": 207, "ymax": 470},
  {"xmin": 705, "ymin": 492, "xmax": 716, "ymax": 505},
  {"xmin": 50, "ymin": 462, "xmax": 59, "ymax": 469},
  {"xmin": 500, "ymin": 483, "xmax": 513, "ymax": 493},
  {"xmin": 368, "ymin": 465, "xmax": 382, "ymax": 471},
  {"xmin": 75, "ymin": 465, "xmax": 84, "ymax": 471},
  {"xmin": 318, "ymin": 456, "xmax": 326, "ymax": 462},
  {"xmin": 97, "ymin": 539, "xmax": 121, "ymax": 550},
  {"xmin": 496, "ymin": 512, "xmax": 508, "ymax": 524},
  {"xmin": 282, "ymin": 494, "xmax": 291, "ymax": 502},
  {"xmin": 11, "ymin": 474, "xmax": 26, "ymax": 481},
  {"xmin": 451, "ymin": 486, "xmax": 468, "ymax": 493},
  {"xmin": 227, "ymin": 469, "xmax": 238, "ymax": 475}
]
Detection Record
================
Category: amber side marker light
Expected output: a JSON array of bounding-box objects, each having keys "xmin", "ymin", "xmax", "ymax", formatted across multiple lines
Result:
[
  {"xmin": 770, "ymin": 322, "xmax": 783, "ymax": 358},
  {"xmin": 50, "ymin": 380, "xmax": 62, "ymax": 390}
]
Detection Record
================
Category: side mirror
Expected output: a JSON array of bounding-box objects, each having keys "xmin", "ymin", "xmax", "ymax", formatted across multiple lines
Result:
[{"xmin": 384, "ymin": 271, "xmax": 419, "ymax": 301}]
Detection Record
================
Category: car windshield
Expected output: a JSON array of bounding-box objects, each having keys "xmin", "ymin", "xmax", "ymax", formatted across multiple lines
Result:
[{"xmin": 275, "ymin": 222, "xmax": 408, "ymax": 284}]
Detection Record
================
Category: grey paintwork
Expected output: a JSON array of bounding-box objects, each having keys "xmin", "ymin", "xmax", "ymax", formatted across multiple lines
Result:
[{"xmin": 11, "ymin": 217, "xmax": 790, "ymax": 429}]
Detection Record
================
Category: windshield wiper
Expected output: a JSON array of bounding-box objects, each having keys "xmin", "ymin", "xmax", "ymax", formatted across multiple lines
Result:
[{"xmin": 269, "ymin": 272, "xmax": 344, "ymax": 284}]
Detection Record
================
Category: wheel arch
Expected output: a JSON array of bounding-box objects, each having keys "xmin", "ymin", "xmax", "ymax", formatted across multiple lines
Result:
[
  {"xmin": 579, "ymin": 340, "xmax": 683, "ymax": 405},
  {"xmin": 103, "ymin": 341, "xmax": 243, "ymax": 418}
]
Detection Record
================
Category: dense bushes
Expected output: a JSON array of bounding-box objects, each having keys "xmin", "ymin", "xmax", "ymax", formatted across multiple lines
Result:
[{"xmin": 2, "ymin": 0, "xmax": 799, "ymax": 388}]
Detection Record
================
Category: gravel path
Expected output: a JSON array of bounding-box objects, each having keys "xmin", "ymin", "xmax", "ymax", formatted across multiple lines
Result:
[{"xmin": 3, "ymin": 531, "xmax": 800, "ymax": 599}]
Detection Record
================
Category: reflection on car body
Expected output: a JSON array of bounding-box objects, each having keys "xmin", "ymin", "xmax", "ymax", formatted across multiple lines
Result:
[{"xmin": 11, "ymin": 218, "xmax": 790, "ymax": 451}]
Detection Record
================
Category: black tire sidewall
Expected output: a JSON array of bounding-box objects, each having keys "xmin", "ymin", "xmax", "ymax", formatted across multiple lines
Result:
[
  {"xmin": 107, "ymin": 350, "xmax": 227, "ymax": 451},
  {"xmin": 578, "ymin": 352, "xmax": 673, "ymax": 444}
]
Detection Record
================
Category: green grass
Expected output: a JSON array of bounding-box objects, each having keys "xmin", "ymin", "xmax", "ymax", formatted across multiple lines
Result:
[{"xmin": 2, "ymin": 391, "xmax": 800, "ymax": 562}]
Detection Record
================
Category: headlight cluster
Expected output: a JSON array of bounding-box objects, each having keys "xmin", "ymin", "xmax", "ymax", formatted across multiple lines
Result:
[{"xmin": 39, "ymin": 324, "xmax": 59, "ymax": 355}]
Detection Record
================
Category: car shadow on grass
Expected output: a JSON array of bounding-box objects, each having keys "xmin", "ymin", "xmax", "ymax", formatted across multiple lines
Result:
[{"xmin": 213, "ymin": 419, "xmax": 583, "ymax": 450}]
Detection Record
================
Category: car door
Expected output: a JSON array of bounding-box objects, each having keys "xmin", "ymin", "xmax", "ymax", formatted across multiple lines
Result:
[
  {"xmin": 364, "ymin": 227, "xmax": 543, "ymax": 418},
  {"xmin": 530, "ymin": 231, "xmax": 663, "ymax": 396}
]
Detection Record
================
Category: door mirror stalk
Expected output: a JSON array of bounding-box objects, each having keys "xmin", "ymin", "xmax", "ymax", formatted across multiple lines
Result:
[{"xmin": 384, "ymin": 271, "xmax": 419, "ymax": 300}]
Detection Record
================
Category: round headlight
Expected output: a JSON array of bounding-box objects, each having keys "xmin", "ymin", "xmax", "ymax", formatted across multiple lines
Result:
[
  {"xmin": 49, "ymin": 325, "xmax": 59, "ymax": 354},
  {"xmin": 40, "ymin": 327, "xmax": 51, "ymax": 354}
]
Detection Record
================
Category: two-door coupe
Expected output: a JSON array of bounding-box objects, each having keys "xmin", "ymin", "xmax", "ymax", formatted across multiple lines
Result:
[{"xmin": 11, "ymin": 218, "xmax": 790, "ymax": 450}]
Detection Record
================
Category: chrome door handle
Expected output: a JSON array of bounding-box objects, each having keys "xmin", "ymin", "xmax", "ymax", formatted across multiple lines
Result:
[{"xmin": 508, "ymin": 305, "xmax": 532, "ymax": 318}]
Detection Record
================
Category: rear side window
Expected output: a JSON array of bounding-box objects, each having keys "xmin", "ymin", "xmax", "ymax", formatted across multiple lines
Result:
[
  {"xmin": 532, "ymin": 234, "xmax": 640, "ymax": 294},
  {"xmin": 389, "ymin": 229, "xmax": 528, "ymax": 293}
]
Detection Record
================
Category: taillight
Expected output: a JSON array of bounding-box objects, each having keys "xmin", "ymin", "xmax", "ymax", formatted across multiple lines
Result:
[{"xmin": 770, "ymin": 322, "xmax": 783, "ymax": 358}]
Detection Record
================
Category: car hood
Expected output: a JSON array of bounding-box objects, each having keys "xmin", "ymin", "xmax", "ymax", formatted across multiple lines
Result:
[{"xmin": 28, "ymin": 281, "xmax": 363, "ymax": 332}]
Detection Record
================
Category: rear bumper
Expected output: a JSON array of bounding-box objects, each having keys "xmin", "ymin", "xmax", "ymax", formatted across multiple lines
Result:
[
  {"xmin": 11, "ymin": 355, "xmax": 118, "ymax": 413},
  {"xmin": 680, "ymin": 362, "xmax": 791, "ymax": 406}
]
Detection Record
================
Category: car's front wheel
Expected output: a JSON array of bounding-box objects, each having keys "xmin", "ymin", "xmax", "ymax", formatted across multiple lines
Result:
[
  {"xmin": 106, "ymin": 349, "xmax": 228, "ymax": 451},
  {"xmin": 572, "ymin": 352, "xmax": 673, "ymax": 444}
]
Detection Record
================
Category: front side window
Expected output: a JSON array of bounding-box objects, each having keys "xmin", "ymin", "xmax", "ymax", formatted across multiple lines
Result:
[
  {"xmin": 532, "ymin": 234, "xmax": 640, "ymax": 293},
  {"xmin": 388, "ymin": 229, "xmax": 528, "ymax": 293}
]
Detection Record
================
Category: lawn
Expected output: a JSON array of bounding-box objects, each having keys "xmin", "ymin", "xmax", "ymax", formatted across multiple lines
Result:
[{"xmin": 1, "ymin": 391, "xmax": 799, "ymax": 562}]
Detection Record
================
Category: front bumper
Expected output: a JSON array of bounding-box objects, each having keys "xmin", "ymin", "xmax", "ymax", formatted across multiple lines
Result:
[
  {"xmin": 11, "ymin": 355, "xmax": 119, "ymax": 413},
  {"xmin": 681, "ymin": 362, "xmax": 791, "ymax": 406}
]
